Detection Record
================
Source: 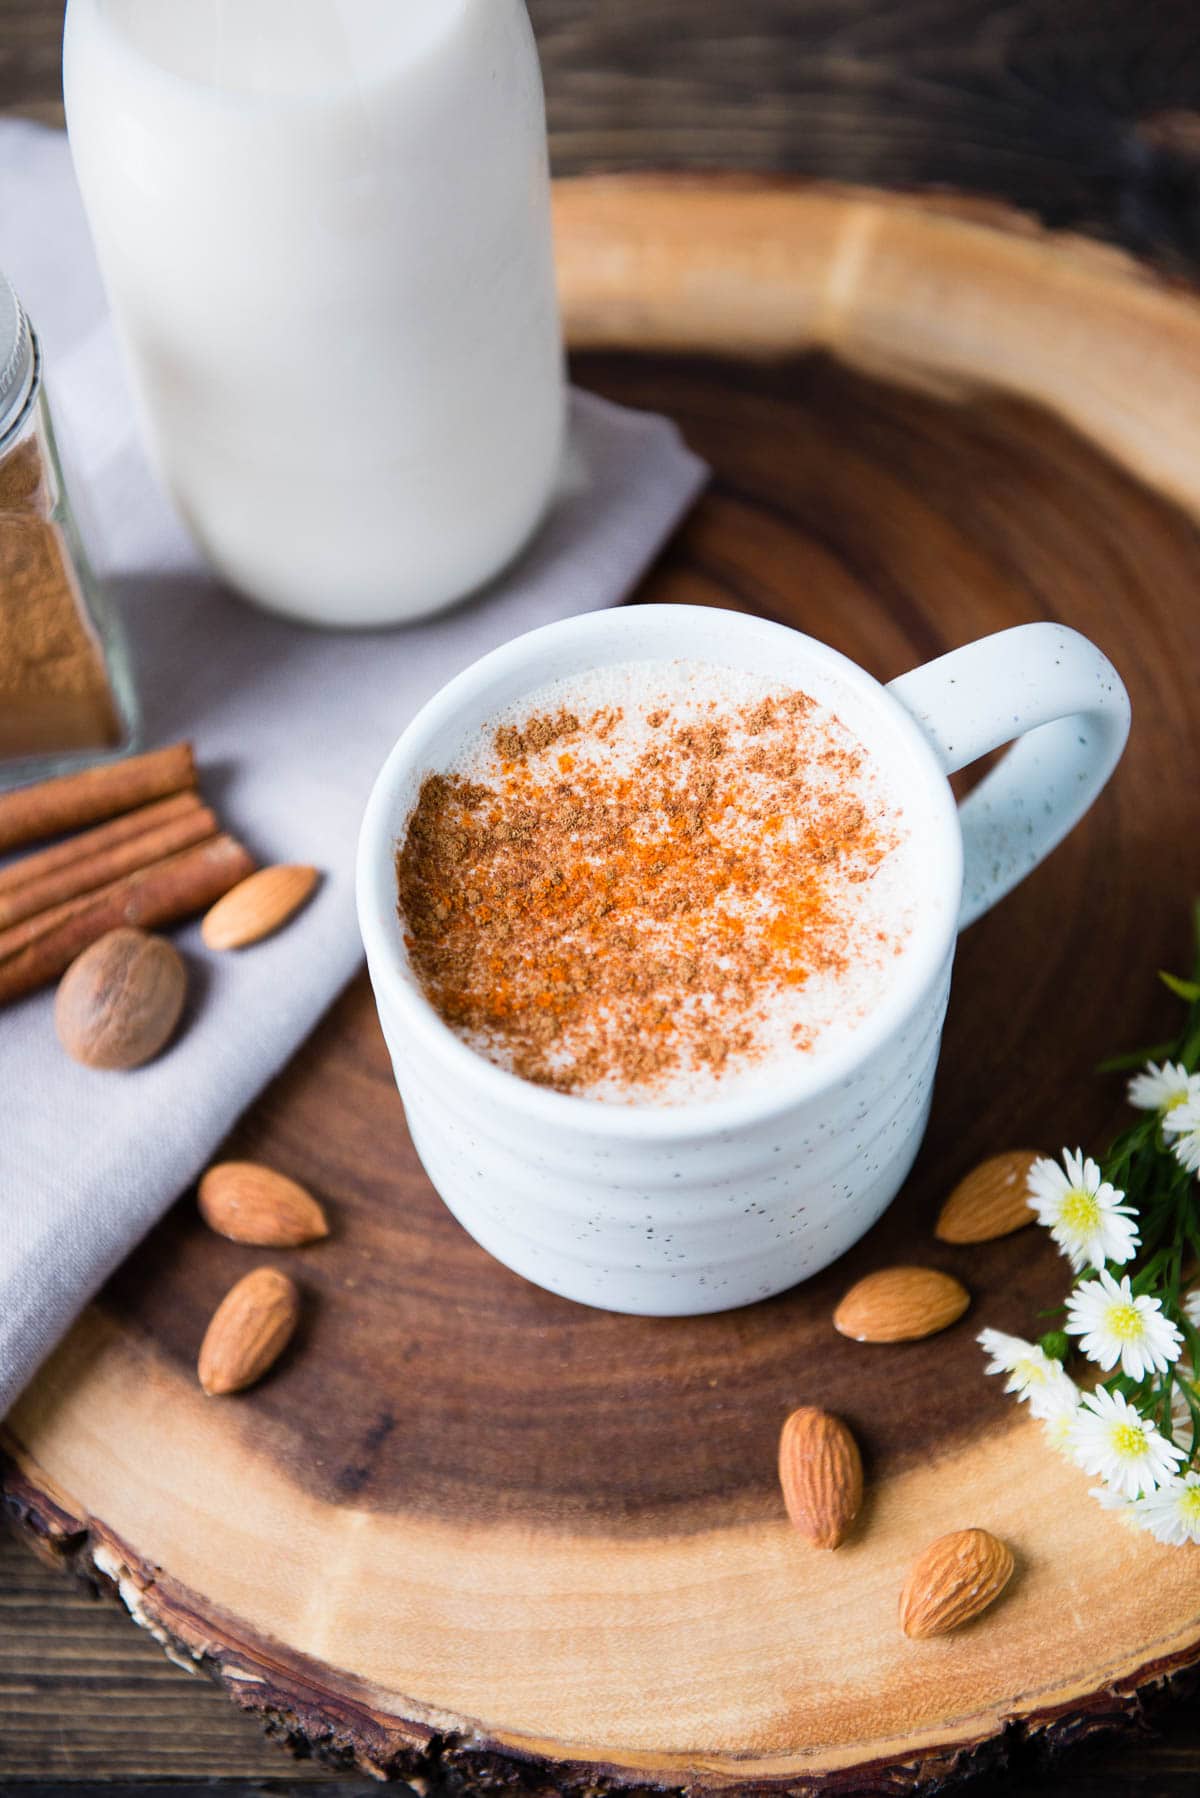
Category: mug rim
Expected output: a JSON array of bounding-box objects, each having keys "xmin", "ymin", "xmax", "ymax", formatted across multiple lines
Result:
[{"xmin": 356, "ymin": 604, "xmax": 963, "ymax": 1140}]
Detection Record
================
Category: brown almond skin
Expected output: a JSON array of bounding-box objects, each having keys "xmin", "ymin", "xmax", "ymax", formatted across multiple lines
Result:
[
  {"xmin": 201, "ymin": 865, "xmax": 319, "ymax": 951},
  {"xmin": 54, "ymin": 928, "xmax": 187, "ymax": 1069},
  {"xmin": 899, "ymin": 1528, "xmax": 1015, "ymax": 1639},
  {"xmin": 778, "ymin": 1406, "xmax": 863, "ymax": 1549},
  {"xmin": 935, "ymin": 1151, "xmax": 1040, "ymax": 1244},
  {"xmin": 197, "ymin": 1267, "xmax": 300, "ymax": 1396},
  {"xmin": 834, "ymin": 1266, "xmax": 969, "ymax": 1343},
  {"xmin": 199, "ymin": 1161, "xmax": 329, "ymax": 1248}
]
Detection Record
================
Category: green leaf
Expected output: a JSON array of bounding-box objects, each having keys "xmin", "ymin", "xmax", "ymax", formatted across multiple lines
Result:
[
  {"xmin": 1180, "ymin": 1316, "xmax": 1200, "ymax": 1367},
  {"xmin": 1097, "ymin": 1040, "xmax": 1178, "ymax": 1075},
  {"xmin": 1133, "ymin": 1255, "xmax": 1170, "ymax": 1297},
  {"xmin": 1039, "ymin": 1330, "xmax": 1070, "ymax": 1363},
  {"xmin": 1159, "ymin": 970, "xmax": 1200, "ymax": 1003}
]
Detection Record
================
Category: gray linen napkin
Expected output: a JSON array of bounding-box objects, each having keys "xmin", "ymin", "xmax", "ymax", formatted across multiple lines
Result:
[{"xmin": 0, "ymin": 122, "xmax": 708, "ymax": 1413}]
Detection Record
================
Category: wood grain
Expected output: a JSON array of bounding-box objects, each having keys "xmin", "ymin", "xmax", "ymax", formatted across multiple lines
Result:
[
  {"xmin": 0, "ymin": 1531, "xmax": 336, "ymax": 1782},
  {"xmin": 553, "ymin": 178, "xmax": 1200, "ymax": 526},
  {"xmin": 4, "ymin": 2, "xmax": 1200, "ymax": 267},
  {"xmin": 3, "ymin": 1536, "xmax": 1198, "ymax": 1795},
  {"xmin": 2, "ymin": 5, "xmax": 1200, "ymax": 1784},
  {"xmin": 6, "ymin": 180, "xmax": 1200, "ymax": 1790}
]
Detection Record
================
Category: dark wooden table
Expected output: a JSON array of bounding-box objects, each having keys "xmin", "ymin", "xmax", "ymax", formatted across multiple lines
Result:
[{"xmin": 4, "ymin": 3, "xmax": 1200, "ymax": 1793}]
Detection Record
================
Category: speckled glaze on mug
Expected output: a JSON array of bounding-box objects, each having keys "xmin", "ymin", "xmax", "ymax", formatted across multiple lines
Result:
[{"xmin": 357, "ymin": 605, "xmax": 1129, "ymax": 1315}]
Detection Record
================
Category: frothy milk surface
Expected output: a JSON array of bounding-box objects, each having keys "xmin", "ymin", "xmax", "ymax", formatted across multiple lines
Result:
[{"xmin": 397, "ymin": 659, "xmax": 920, "ymax": 1105}]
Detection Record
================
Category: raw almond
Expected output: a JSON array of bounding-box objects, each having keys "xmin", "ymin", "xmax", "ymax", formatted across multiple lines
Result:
[
  {"xmin": 935, "ymin": 1150, "xmax": 1040, "ymax": 1244},
  {"xmin": 201, "ymin": 864, "xmax": 319, "ymax": 950},
  {"xmin": 197, "ymin": 1267, "xmax": 300, "ymax": 1396},
  {"xmin": 199, "ymin": 1161, "xmax": 329, "ymax": 1248},
  {"xmin": 899, "ymin": 1527, "xmax": 1015, "ymax": 1639},
  {"xmin": 834, "ymin": 1266, "xmax": 969, "ymax": 1343},
  {"xmin": 778, "ymin": 1406, "xmax": 863, "ymax": 1549}
]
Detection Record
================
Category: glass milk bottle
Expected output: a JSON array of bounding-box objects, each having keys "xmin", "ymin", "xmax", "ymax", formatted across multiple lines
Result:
[{"xmin": 63, "ymin": 0, "xmax": 565, "ymax": 628}]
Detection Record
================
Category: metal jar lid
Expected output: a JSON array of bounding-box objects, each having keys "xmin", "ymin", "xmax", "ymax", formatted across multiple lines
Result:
[{"xmin": 0, "ymin": 271, "xmax": 36, "ymax": 445}]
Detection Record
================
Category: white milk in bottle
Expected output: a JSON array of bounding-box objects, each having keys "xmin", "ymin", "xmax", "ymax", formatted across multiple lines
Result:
[{"xmin": 63, "ymin": 0, "xmax": 565, "ymax": 626}]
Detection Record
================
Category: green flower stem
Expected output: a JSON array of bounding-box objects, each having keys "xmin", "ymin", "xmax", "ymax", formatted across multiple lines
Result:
[{"xmin": 1069, "ymin": 903, "xmax": 1200, "ymax": 1460}]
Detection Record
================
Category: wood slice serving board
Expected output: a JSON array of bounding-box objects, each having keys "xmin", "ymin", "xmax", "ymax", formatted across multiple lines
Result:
[{"xmin": 6, "ymin": 179, "xmax": 1200, "ymax": 1794}]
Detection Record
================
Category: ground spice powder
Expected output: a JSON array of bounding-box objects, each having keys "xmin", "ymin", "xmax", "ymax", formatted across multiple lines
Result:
[
  {"xmin": 0, "ymin": 429, "xmax": 121, "ymax": 759},
  {"xmin": 396, "ymin": 678, "xmax": 901, "ymax": 1100}
]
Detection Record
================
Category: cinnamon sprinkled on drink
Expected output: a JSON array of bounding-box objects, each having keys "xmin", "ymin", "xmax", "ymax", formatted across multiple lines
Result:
[{"xmin": 396, "ymin": 680, "xmax": 901, "ymax": 1099}]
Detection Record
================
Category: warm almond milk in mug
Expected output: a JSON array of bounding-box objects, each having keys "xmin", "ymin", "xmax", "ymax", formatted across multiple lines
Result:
[
  {"xmin": 63, "ymin": 0, "xmax": 565, "ymax": 626},
  {"xmin": 358, "ymin": 606, "xmax": 1131, "ymax": 1316}
]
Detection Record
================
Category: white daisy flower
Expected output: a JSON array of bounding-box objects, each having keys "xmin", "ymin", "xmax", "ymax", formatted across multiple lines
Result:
[
  {"xmin": 1127, "ymin": 1060, "xmax": 1200, "ymax": 1115},
  {"xmin": 1039, "ymin": 1375, "xmax": 1083, "ymax": 1454},
  {"xmin": 1171, "ymin": 1377, "xmax": 1199, "ymax": 1450},
  {"xmin": 1026, "ymin": 1149, "xmax": 1139, "ymax": 1272},
  {"xmin": 1133, "ymin": 1470, "xmax": 1200, "ymax": 1546},
  {"xmin": 1068, "ymin": 1386, "xmax": 1184, "ymax": 1498},
  {"xmin": 1065, "ymin": 1269, "xmax": 1183, "ymax": 1381},
  {"xmin": 1089, "ymin": 1484, "xmax": 1140, "ymax": 1528},
  {"xmin": 978, "ymin": 1328, "xmax": 1080, "ymax": 1420},
  {"xmin": 1164, "ymin": 1094, "xmax": 1200, "ymax": 1176}
]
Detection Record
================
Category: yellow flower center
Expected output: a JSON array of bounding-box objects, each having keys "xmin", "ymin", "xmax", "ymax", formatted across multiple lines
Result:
[
  {"xmin": 1164, "ymin": 1091, "xmax": 1189, "ymax": 1113},
  {"xmin": 1106, "ymin": 1301, "xmax": 1145, "ymax": 1343},
  {"xmin": 1060, "ymin": 1187, "xmax": 1100, "ymax": 1232},
  {"xmin": 1015, "ymin": 1355, "xmax": 1048, "ymax": 1386},
  {"xmin": 1180, "ymin": 1486, "xmax": 1200, "ymax": 1522},
  {"xmin": 1112, "ymin": 1420, "xmax": 1147, "ymax": 1459}
]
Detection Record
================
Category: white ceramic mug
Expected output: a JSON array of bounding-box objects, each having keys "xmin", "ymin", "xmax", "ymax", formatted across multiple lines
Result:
[{"xmin": 357, "ymin": 605, "xmax": 1129, "ymax": 1315}]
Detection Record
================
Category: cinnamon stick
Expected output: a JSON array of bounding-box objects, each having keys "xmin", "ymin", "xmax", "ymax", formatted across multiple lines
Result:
[
  {"xmin": 0, "ymin": 834, "xmax": 255, "ymax": 1004},
  {"xmin": 0, "ymin": 803, "xmax": 220, "ymax": 931},
  {"xmin": 0, "ymin": 791, "xmax": 206, "ymax": 896},
  {"xmin": 0, "ymin": 742, "xmax": 196, "ymax": 853}
]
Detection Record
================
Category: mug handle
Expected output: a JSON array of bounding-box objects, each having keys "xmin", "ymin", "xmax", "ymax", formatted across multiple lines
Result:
[{"xmin": 886, "ymin": 623, "xmax": 1130, "ymax": 929}]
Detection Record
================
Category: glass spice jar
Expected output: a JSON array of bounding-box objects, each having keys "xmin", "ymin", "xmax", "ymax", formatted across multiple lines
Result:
[{"xmin": 0, "ymin": 270, "xmax": 137, "ymax": 790}]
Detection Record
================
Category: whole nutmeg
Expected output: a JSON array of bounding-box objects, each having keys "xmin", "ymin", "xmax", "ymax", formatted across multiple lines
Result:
[{"xmin": 54, "ymin": 927, "xmax": 187, "ymax": 1070}]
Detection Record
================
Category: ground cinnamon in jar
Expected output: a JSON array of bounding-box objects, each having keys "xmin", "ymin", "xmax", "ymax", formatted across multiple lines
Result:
[
  {"xmin": 0, "ymin": 519, "xmax": 122, "ymax": 759},
  {"xmin": 396, "ymin": 661, "xmax": 911, "ymax": 1103},
  {"xmin": 0, "ymin": 274, "xmax": 123, "ymax": 764}
]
